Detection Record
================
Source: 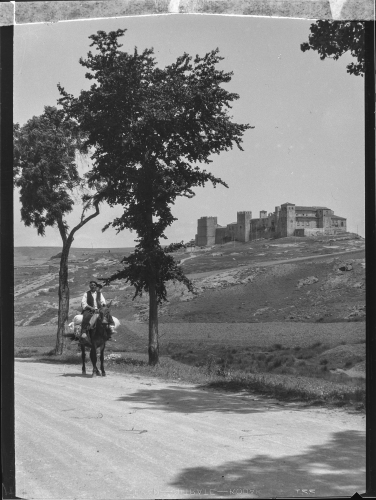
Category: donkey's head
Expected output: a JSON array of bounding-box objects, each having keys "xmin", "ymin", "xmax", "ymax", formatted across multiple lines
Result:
[{"xmin": 98, "ymin": 301, "xmax": 112, "ymax": 326}]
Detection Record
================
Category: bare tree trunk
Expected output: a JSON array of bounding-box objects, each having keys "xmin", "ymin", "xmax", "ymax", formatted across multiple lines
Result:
[
  {"xmin": 54, "ymin": 200, "xmax": 100, "ymax": 355},
  {"xmin": 55, "ymin": 240, "xmax": 71, "ymax": 355},
  {"xmin": 145, "ymin": 197, "xmax": 159, "ymax": 366},
  {"xmin": 148, "ymin": 280, "xmax": 159, "ymax": 365}
]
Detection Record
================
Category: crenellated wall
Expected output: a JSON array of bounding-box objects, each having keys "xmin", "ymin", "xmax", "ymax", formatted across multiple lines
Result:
[{"xmin": 195, "ymin": 203, "xmax": 347, "ymax": 245}]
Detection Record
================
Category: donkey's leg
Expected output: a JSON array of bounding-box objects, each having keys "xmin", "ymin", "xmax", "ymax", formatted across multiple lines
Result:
[
  {"xmin": 90, "ymin": 346, "xmax": 101, "ymax": 376},
  {"xmin": 81, "ymin": 345, "xmax": 86, "ymax": 374},
  {"xmin": 100, "ymin": 346, "xmax": 106, "ymax": 377}
]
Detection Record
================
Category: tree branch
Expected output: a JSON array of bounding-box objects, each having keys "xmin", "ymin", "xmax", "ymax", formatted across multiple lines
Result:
[
  {"xmin": 66, "ymin": 197, "xmax": 100, "ymax": 246},
  {"xmin": 57, "ymin": 216, "xmax": 68, "ymax": 246}
]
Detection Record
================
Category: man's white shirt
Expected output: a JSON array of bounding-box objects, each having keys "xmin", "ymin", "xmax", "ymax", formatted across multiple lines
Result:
[{"xmin": 81, "ymin": 291, "xmax": 106, "ymax": 310}]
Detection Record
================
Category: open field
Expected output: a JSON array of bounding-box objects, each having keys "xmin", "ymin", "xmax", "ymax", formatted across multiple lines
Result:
[
  {"xmin": 14, "ymin": 246, "xmax": 134, "ymax": 267},
  {"xmin": 15, "ymin": 319, "xmax": 366, "ymax": 406},
  {"xmin": 16, "ymin": 320, "xmax": 365, "ymax": 350}
]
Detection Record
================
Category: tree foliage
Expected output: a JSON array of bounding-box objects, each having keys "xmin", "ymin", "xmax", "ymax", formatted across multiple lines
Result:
[
  {"xmin": 58, "ymin": 29, "xmax": 252, "ymax": 363},
  {"xmin": 301, "ymin": 21, "xmax": 365, "ymax": 77},
  {"xmin": 14, "ymin": 106, "xmax": 87, "ymax": 239},
  {"xmin": 14, "ymin": 106, "xmax": 100, "ymax": 354},
  {"xmin": 58, "ymin": 29, "xmax": 252, "ymax": 295},
  {"xmin": 102, "ymin": 242, "xmax": 195, "ymax": 304}
]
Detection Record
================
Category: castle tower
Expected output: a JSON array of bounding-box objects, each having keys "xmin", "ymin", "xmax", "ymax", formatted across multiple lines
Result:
[
  {"xmin": 236, "ymin": 211, "xmax": 252, "ymax": 242},
  {"xmin": 196, "ymin": 216, "xmax": 217, "ymax": 246},
  {"xmin": 275, "ymin": 206, "xmax": 281, "ymax": 221},
  {"xmin": 280, "ymin": 203, "xmax": 296, "ymax": 237},
  {"xmin": 317, "ymin": 208, "xmax": 333, "ymax": 230}
]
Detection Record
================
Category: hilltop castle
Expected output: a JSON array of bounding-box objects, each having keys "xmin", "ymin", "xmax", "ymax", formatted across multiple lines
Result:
[{"xmin": 195, "ymin": 202, "xmax": 347, "ymax": 246}]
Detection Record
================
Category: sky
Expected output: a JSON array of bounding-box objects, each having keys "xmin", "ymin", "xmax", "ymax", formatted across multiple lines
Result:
[{"xmin": 14, "ymin": 14, "xmax": 365, "ymax": 248}]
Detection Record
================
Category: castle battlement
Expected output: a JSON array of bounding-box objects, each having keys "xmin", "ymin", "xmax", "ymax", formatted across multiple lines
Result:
[{"xmin": 195, "ymin": 202, "xmax": 347, "ymax": 245}]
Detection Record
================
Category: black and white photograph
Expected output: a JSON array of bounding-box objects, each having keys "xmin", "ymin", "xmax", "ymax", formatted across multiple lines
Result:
[{"xmin": 5, "ymin": 2, "xmax": 374, "ymax": 498}]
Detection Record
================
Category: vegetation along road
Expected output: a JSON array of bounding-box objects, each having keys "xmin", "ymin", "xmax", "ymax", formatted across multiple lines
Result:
[{"xmin": 16, "ymin": 359, "xmax": 365, "ymax": 499}]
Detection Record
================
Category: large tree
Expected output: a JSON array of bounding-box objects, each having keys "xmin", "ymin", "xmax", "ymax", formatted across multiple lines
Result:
[
  {"xmin": 58, "ymin": 29, "xmax": 252, "ymax": 365},
  {"xmin": 14, "ymin": 106, "xmax": 101, "ymax": 354},
  {"xmin": 301, "ymin": 21, "xmax": 365, "ymax": 77}
]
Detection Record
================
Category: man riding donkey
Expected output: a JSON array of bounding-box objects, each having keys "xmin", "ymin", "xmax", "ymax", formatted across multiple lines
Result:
[{"xmin": 78, "ymin": 280, "xmax": 115, "ymax": 346}]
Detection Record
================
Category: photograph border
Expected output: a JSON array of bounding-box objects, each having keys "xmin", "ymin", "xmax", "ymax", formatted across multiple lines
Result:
[{"xmin": 1, "ymin": 5, "xmax": 375, "ymax": 498}]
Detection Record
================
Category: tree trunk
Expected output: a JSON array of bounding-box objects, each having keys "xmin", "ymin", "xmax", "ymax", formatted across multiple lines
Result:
[
  {"xmin": 54, "ymin": 201, "xmax": 100, "ymax": 355},
  {"xmin": 148, "ymin": 280, "xmax": 159, "ymax": 365},
  {"xmin": 55, "ymin": 240, "xmax": 71, "ymax": 355}
]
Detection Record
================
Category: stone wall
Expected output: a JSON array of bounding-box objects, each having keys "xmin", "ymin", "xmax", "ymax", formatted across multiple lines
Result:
[
  {"xmin": 195, "ymin": 203, "xmax": 347, "ymax": 246},
  {"xmin": 236, "ymin": 211, "xmax": 252, "ymax": 242},
  {"xmin": 196, "ymin": 216, "xmax": 217, "ymax": 246},
  {"xmin": 296, "ymin": 227, "xmax": 348, "ymax": 237},
  {"xmin": 215, "ymin": 227, "xmax": 227, "ymax": 244}
]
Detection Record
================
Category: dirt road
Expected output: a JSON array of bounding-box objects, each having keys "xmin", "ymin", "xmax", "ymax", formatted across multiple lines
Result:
[{"xmin": 16, "ymin": 359, "xmax": 365, "ymax": 499}]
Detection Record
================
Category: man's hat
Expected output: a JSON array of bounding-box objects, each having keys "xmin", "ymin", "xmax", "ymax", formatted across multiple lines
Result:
[{"xmin": 89, "ymin": 280, "xmax": 98, "ymax": 286}]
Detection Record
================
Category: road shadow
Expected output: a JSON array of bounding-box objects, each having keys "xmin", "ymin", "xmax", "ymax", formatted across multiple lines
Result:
[
  {"xmin": 169, "ymin": 430, "xmax": 365, "ymax": 498},
  {"xmin": 116, "ymin": 385, "xmax": 293, "ymax": 414},
  {"xmin": 60, "ymin": 373, "xmax": 90, "ymax": 378}
]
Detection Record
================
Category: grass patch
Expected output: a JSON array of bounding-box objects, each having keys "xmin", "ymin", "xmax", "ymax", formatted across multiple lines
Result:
[
  {"xmin": 108, "ymin": 354, "xmax": 365, "ymax": 407},
  {"xmin": 22, "ymin": 348, "xmax": 365, "ymax": 409},
  {"xmin": 201, "ymin": 370, "xmax": 365, "ymax": 407},
  {"xmin": 38, "ymin": 351, "xmax": 83, "ymax": 364},
  {"xmin": 164, "ymin": 340, "xmax": 349, "ymax": 382},
  {"xmin": 15, "ymin": 348, "xmax": 40, "ymax": 358},
  {"xmin": 35, "ymin": 342, "xmax": 86, "ymax": 364},
  {"xmin": 107, "ymin": 354, "xmax": 216, "ymax": 384}
]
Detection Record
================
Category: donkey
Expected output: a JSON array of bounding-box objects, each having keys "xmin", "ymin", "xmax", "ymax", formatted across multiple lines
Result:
[{"xmin": 81, "ymin": 304, "xmax": 114, "ymax": 377}]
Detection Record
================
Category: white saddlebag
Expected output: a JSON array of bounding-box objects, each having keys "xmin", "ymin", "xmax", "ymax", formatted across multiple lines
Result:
[{"xmin": 69, "ymin": 314, "xmax": 120, "ymax": 336}]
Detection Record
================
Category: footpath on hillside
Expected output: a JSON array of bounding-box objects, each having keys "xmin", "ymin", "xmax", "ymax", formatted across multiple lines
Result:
[{"xmin": 186, "ymin": 247, "xmax": 365, "ymax": 279}]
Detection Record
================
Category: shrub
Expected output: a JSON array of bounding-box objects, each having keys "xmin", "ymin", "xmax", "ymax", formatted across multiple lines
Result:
[
  {"xmin": 286, "ymin": 357, "xmax": 295, "ymax": 367},
  {"xmin": 310, "ymin": 342, "xmax": 322, "ymax": 348},
  {"xmin": 273, "ymin": 358, "xmax": 282, "ymax": 368},
  {"xmin": 280, "ymin": 366, "xmax": 294, "ymax": 374}
]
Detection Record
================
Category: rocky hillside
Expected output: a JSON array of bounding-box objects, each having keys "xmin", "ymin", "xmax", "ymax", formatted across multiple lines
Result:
[{"xmin": 14, "ymin": 234, "xmax": 365, "ymax": 327}]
